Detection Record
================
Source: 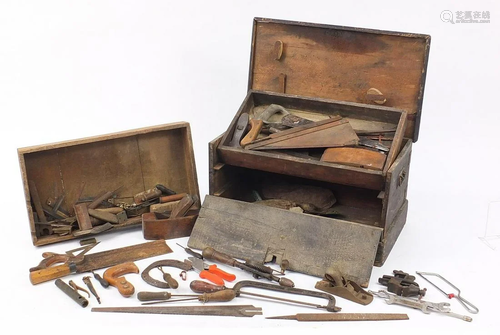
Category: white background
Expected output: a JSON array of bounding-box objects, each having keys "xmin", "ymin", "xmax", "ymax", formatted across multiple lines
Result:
[{"xmin": 1, "ymin": 0, "xmax": 499, "ymax": 334}]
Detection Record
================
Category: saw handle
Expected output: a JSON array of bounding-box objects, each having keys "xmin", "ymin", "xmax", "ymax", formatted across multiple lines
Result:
[
  {"xmin": 103, "ymin": 262, "xmax": 140, "ymax": 298},
  {"xmin": 240, "ymin": 119, "xmax": 263, "ymax": 147}
]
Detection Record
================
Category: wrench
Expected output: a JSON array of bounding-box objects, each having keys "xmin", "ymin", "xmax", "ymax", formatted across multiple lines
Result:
[{"xmin": 370, "ymin": 290, "xmax": 472, "ymax": 322}]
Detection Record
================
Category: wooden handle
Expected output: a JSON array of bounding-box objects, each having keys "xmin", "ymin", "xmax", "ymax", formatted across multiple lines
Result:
[
  {"xmin": 202, "ymin": 247, "xmax": 237, "ymax": 267},
  {"xmin": 198, "ymin": 290, "xmax": 236, "ymax": 303},
  {"xmin": 29, "ymin": 264, "xmax": 72, "ymax": 285},
  {"xmin": 190, "ymin": 280, "xmax": 226, "ymax": 294},
  {"xmin": 137, "ymin": 291, "xmax": 172, "ymax": 302},
  {"xmin": 162, "ymin": 273, "xmax": 179, "ymax": 289},
  {"xmin": 103, "ymin": 262, "xmax": 139, "ymax": 298},
  {"xmin": 240, "ymin": 119, "xmax": 263, "ymax": 147}
]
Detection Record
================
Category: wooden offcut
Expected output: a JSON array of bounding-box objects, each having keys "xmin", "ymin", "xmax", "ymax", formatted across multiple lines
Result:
[
  {"xmin": 188, "ymin": 195, "xmax": 383, "ymax": 287},
  {"xmin": 321, "ymin": 147, "xmax": 387, "ymax": 171}
]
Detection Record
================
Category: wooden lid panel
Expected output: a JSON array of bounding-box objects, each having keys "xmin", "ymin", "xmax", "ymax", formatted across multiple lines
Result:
[{"xmin": 249, "ymin": 18, "xmax": 430, "ymax": 141}]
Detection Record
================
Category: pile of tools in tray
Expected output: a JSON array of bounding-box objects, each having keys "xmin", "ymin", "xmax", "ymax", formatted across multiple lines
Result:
[
  {"xmin": 231, "ymin": 104, "xmax": 393, "ymax": 171},
  {"xmin": 30, "ymin": 181, "xmax": 198, "ymax": 238},
  {"xmin": 29, "ymin": 237, "xmax": 478, "ymax": 322}
]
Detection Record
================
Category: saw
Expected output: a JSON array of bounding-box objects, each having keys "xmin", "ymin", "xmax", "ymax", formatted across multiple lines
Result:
[{"xmin": 29, "ymin": 240, "xmax": 172, "ymax": 285}]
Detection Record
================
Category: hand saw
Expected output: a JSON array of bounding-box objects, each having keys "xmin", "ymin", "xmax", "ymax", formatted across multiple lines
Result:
[{"xmin": 29, "ymin": 240, "xmax": 172, "ymax": 285}]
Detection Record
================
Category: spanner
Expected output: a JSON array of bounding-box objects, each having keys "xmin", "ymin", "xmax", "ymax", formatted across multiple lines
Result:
[{"xmin": 370, "ymin": 290, "xmax": 472, "ymax": 322}]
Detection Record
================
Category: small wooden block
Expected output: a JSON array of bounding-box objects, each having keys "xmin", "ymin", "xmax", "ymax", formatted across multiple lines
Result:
[
  {"xmin": 74, "ymin": 203, "xmax": 93, "ymax": 231},
  {"xmin": 321, "ymin": 147, "xmax": 386, "ymax": 171}
]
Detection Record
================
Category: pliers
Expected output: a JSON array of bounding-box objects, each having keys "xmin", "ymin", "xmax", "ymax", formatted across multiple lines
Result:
[{"xmin": 188, "ymin": 257, "xmax": 236, "ymax": 286}]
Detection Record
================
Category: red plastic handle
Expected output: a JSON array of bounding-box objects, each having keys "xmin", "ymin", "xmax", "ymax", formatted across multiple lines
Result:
[
  {"xmin": 199, "ymin": 270, "xmax": 224, "ymax": 286},
  {"xmin": 208, "ymin": 265, "xmax": 236, "ymax": 282}
]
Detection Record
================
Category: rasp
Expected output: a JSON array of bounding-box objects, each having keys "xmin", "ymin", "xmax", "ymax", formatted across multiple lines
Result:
[{"xmin": 92, "ymin": 305, "xmax": 263, "ymax": 317}]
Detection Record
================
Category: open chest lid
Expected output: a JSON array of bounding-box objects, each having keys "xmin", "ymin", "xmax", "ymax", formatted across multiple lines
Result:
[{"xmin": 248, "ymin": 17, "xmax": 431, "ymax": 142}]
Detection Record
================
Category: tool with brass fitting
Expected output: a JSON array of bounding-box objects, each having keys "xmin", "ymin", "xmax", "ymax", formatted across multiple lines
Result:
[
  {"xmin": 141, "ymin": 259, "xmax": 193, "ymax": 289},
  {"xmin": 55, "ymin": 279, "xmax": 89, "ymax": 308},
  {"xmin": 103, "ymin": 262, "xmax": 140, "ymax": 297},
  {"xmin": 188, "ymin": 280, "xmax": 341, "ymax": 312},
  {"xmin": 201, "ymin": 247, "xmax": 294, "ymax": 287},
  {"xmin": 315, "ymin": 267, "xmax": 373, "ymax": 305},
  {"xmin": 83, "ymin": 276, "xmax": 101, "ymax": 304}
]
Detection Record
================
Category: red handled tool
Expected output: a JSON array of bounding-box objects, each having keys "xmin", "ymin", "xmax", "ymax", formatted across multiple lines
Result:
[{"xmin": 188, "ymin": 257, "xmax": 236, "ymax": 286}]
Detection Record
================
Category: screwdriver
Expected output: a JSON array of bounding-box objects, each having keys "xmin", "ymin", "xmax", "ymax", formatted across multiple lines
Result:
[
  {"xmin": 176, "ymin": 243, "xmax": 203, "ymax": 259},
  {"xmin": 140, "ymin": 290, "xmax": 237, "ymax": 305}
]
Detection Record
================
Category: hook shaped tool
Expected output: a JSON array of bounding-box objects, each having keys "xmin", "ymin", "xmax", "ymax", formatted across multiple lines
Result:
[{"xmin": 416, "ymin": 271, "xmax": 479, "ymax": 314}]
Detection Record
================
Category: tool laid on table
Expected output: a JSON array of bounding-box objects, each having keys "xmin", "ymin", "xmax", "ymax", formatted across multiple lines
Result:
[
  {"xmin": 55, "ymin": 279, "xmax": 89, "ymax": 308},
  {"xmin": 267, "ymin": 313, "xmax": 409, "ymax": 322},
  {"xmin": 176, "ymin": 243, "xmax": 203, "ymax": 259},
  {"xmin": 29, "ymin": 240, "xmax": 172, "ymax": 285},
  {"xmin": 370, "ymin": 290, "xmax": 472, "ymax": 322},
  {"xmin": 378, "ymin": 270, "xmax": 426, "ymax": 298},
  {"xmin": 185, "ymin": 280, "xmax": 341, "ymax": 312},
  {"xmin": 82, "ymin": 276, "xmax": 101, "ymax": 304},
  {"xmin": 141, "ymin": 259, "xmax": 193, "ymax": 289},
  {"xmin": 103, "ymin": 262, "xmax": 140, "ymax": 297},
  {"xmin": 137, "ymin": 291, "xmax": 199, "ymax": 302},
  {"xmin": 201, "ymin": 247, "xmax": 294, "ymax": 287},
  {"xmin": 315, "ymin": 267, "xmax": 373, "ymax": 305},
  {"xmin": 188, "ymin": 256, "xmax": 236, "ymax": 286},
  {"xmin": 92, "ymin": 305, "xmax": 263, "ymax": 317},
  {"xmin": 416, "ymin": 271, "xmax": 479, "ymax": 314}
]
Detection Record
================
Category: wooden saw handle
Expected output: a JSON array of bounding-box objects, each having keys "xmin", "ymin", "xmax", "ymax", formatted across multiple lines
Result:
[
  {"xmin": 240, "ymin": 119, "xmax": 264, "ymax": 147},
  {"xmin": 103, "ymin": 262, "xmax": 140, "ymax": 297}
]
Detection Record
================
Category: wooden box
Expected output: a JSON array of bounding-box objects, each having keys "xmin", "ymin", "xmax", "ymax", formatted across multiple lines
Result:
[
  {"xmin": 18, "ymin": 122, "xmax": 200, "ymax": 246},
  {"xmin": 187, "ymin": 18, "xmax": 430, "ymax": 286}
]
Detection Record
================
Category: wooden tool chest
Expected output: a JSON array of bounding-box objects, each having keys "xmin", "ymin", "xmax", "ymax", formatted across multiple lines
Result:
[
  {"xmin": 18, "ymin": 122, "xmax": 200, "ymax": 246},
  {"xmin": 188, "ymin": 18, "xmax": 430, "ymax": 287}
]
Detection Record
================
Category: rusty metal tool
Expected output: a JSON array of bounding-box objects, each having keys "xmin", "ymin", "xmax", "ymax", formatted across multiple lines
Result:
[
  {"xmin": 103, "ymin": 262, "xmax": 140, "ymax": 297},
  {"xmin": 68, "ymin": 279, "xmax": 90, "ymax": 298},
  {"xmin": 202, "ymin": 247, "xmax": 294, "ymax": 287},
  {"xmin": 315, "ymin": 267, "xmax": 373, "ymax": 305},
  {"xmin": 141, "ymin": 259, "xmax": 193, "ymax": 289},
  {"xmin": 416, "ymin": 271, "xmax": 479, "ymax": 314},
  {"xmin": 370, "ymin": 290, "xmax": 472, "ymax": 322},
  {"xmin": 379, "ymin": 270, "xmax": 426, "ymax": 298},
  {"xmin": 83, "ymin": 276, "xmax": 101, "ymax": 304},
  {"xmin": 55, "ymin": 279, "xmax": 89, "ymax": 308},
  {"xmin": 141, "ymin": 290, "xmax": 237, "ymax": 305},
  {"xmin": 267, "ymin": 313, "xmax": 409, "ymax": 321},
  {"xmin": 188, "ymin": 257, "xmax": 236, "ymax": 285},
  {"xmin": 29, "ymin": 240, "xmax": 172, "ymax": 285},
  {"xmin": 228, "ymin": 113, "xmax": 250, "ymax": 147},
  {"xmin": 188, "ymin": 280, "xmax": 341, "ymax": 312},
  {"xmin": 176, "ymin": 243, "xmax": 203, "ymax": 259},
  {"xmin": 92, "ymin": 305, "xmax": 263, "ymax": 317},
  {"xmin": 137, "ymin": 291, "xmax": 198, "ymax": 302}
]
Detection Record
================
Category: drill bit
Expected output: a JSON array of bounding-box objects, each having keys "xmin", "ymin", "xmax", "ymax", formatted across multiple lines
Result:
[{"xmin": 83, "ymin": 276, "xmax": 101, "ymax": 304}]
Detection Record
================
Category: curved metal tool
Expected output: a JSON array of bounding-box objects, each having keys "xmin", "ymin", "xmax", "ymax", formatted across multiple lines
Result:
[
  {"xmin": 232, "ymin": 280, "xmax": 341, "ymax": 312},
  {"xmin": 416, "ymin": 271, "xmax": 479, "ymax": 314},
  {"xmin": 141, "ymin": 259, "xmax": 193, "ymax": 288}
]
